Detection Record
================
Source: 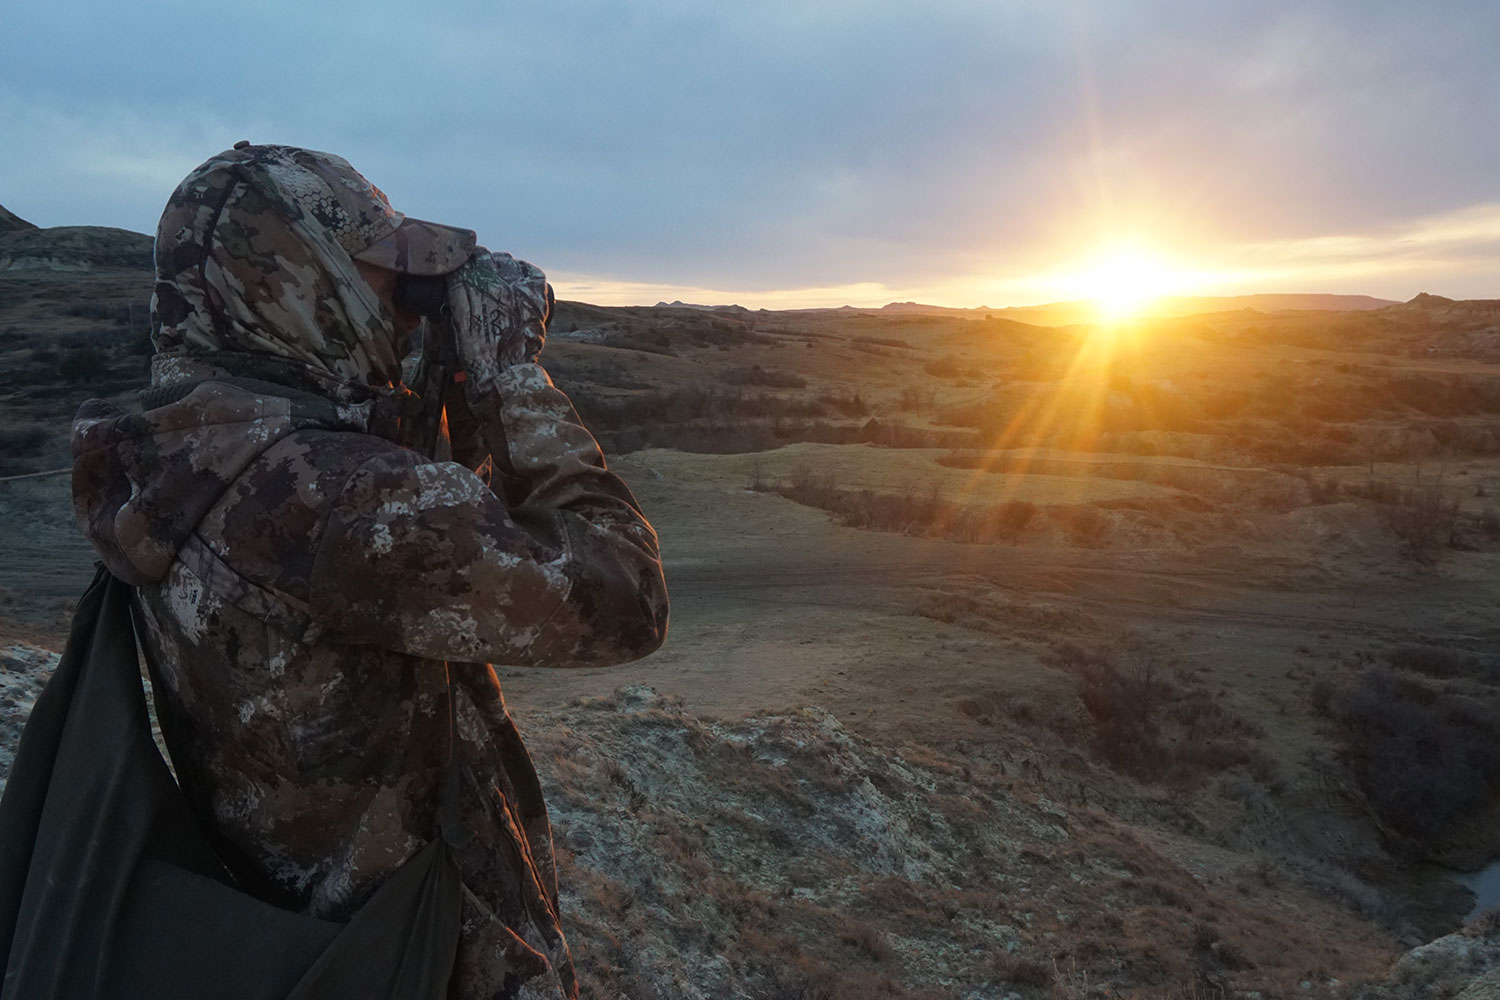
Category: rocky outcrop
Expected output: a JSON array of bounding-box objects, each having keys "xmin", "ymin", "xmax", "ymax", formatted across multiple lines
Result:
[
  {"xmin": 1386, "ymin": 293, "xmax": 1500, "ymax": 323},
  {"xmin": 526, "ymin": 685, "xmax": 1072, "ymax": 996},
  {"xmin": 1357, "ymin": 914, "xmax": 1500, "ymax": 999},
  {"xmin": 0, "ymin": 654, "xmax": 1488, "ymax": 998}
]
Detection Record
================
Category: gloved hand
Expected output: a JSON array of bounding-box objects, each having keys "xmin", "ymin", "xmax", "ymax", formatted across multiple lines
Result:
[{"xmin": 445, "ymin": 248, "xmax": 554, "ymax": 390}]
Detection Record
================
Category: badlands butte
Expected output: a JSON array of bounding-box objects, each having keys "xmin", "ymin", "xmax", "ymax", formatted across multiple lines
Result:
[{"xmin": 2, "ymin": 204, "xmax": 1500, "ymax": 999}]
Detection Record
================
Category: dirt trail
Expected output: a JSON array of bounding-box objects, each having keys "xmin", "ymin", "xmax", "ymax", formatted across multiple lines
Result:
[{"xmin": 501, "ymin": 458, "xmax": 1500, "ymax": 747}]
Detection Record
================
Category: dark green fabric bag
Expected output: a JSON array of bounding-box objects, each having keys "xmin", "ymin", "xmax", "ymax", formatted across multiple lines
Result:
[{"xmin": 0, "ymin": 567, "xmax": 461, "ymax": 999}]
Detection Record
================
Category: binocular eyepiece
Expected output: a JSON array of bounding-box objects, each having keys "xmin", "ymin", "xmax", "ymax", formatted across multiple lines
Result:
[{"xmin": 393, "ymin": 275, "xmax": 449, "ymax": 319}]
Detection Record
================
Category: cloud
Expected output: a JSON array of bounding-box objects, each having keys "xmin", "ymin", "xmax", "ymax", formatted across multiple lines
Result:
[
  {"xmin": 549, "ymin": 271, "xmax": 915, "ymax": 310},
  {"xmin": 2, "ymin": 1, "xmax": 1495, "ymax": 303},
  {"xmin": 0, "ymin": 97, "xmax": 268, "ymax": 230},
  {"xmin": 941, "ymin": 201, "xmax": 1500, "ymax": 307}
]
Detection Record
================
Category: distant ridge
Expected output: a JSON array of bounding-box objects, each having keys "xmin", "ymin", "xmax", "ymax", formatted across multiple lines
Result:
[
  {"xmin": 0, "ymin": 204, "xmax": 38, "ymax": 236},
  {"xmin": 0, "ymin": 209, "xmax": 153, "ymax": 272},
  {"xmin": 1164, "ymin": 293, "xmax": 1396, "ymax": 313},
  {"xmin": 882, "ymin": 301, "xmax": 992, "ymax": 314},
  {"xmin": 1381, "ymin": 292, "xmax": 1500, "ymax": 327},
  {"xmin": 1386, "ymin": 292, "xmax": 1500, "ymax": 315},
  {"xmin": 892, "ymin": 293, "xmax": 1399, "ymax": 327}
]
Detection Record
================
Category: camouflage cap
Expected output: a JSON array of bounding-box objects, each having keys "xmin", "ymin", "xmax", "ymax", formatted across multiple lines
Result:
[
  {"xmin": 152, "ymin": 142, "xmax": 477, "ymax": 389},
  {"xmin": 232, "ymin": 141, "xmax": 477, "ymax": 275}
]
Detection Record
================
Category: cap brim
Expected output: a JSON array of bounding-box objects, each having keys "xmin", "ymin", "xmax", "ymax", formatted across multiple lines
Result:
[{"xmin": 353, "ymin": 216, "xmax": 477, "ymax": 275}]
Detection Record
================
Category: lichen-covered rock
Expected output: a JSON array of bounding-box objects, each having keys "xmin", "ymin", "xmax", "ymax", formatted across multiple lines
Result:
[
  {"xmin": 0, "ymin": 643, "xmax": 58, "ymax": 788},
  {"xmin": 1358, "ymin": 913, "xmax": 1500, "ymax": 999},
  {"xmin": 521, "ymin": 685, "xmax": 1076, "ymax": 997}
]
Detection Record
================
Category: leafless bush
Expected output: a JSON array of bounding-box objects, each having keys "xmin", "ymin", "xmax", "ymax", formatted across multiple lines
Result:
[
  {"xmin": 1046, "ymin": 640, "xmax": 1257, "ymax": 782},
  {"xmin": 852, "ymin": 335, "xmax": 910, "ymax": 350},
  {"xmin": 1313, "ymin": 666, "xmax": 1500, "ymax": 847},
  {"xmin": 1380, "ymin": 472, "xmax": 1462, "ymax": 562},
  {"xmin": 1059, "ymin": 642, "xmax": 1175, "ymax": 775},
  {"xmin": 1384, "ymin": 644, "xmax": 1478, "ymax": 679},
  {"xmin": 0, "ymin": 422, "xmax": 50, "ymax": 456},
  {"xmin": 1056, "ymin": 505, "xmax": 1110, "ymax": 546},
  {"xmin": 1480, "ymin": 505, "xmax": 1500, "ymax": 539},
  {"xmin": 895, "ymin": 385, "xmax": 936, "ymax": 413},
  {"xmin": 1305, "ymin": 475, "xmax": 1343, "ymax": 504},
  {"xmin": 1345, "ymin": 469, "xmax": 1463, "ymax": 561},
  {"xmin": 921, "ymin": 356, "xmax": 964, "ymax": 378},
  {"xmin": 721, "ymin": 364, "xmax": 808, "ymax": 389},
  {"xmin": 575, "ymin": 385, "xmax": 869, "ymax": 453},
  {"xmin": 769, "ymin": 474, "xmax": 1039, "ymax": 546},
  {"xmin": 817, "ymin": 389, "xmax": 868, "ymax": 417}
]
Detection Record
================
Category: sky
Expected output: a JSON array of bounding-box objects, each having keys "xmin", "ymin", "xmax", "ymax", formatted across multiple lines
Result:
[{"xmin": 2, "ymin": 1, "xmax": 1497, "ymax": 309}]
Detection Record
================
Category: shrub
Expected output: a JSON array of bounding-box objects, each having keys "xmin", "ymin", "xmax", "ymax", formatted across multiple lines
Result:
[
  {"xmin": 923, "ymin": 356, "xmax": 963, "ymax": 378},
  {"xmin": 1381, "ymin": 480, "xmax": 1461, "ymax": 562},
  {"xmin": 65, "ymin": 302, "xmax": 132, "ymax": 323},
  {"xmin": 1349, "ymin": 471, "xmax": 1463, "ymax": 561},
  {"xmin": 1386, "ymin": 645, "xmax": 1467, "ymax": 678},
  {"xmin": 1057, "ymin": 505, "xmax": 1109, "ymax": 546},
  {"xmin": 720, "ymin": 365, "xmax": 807, "ymax": 389},
  {"xmin": 1065, "ymin": 644, "xmax": 1174, "ymax": 774},
  {"xmin": 0, "ymin": 423, "xmax": 50, "ymax": 456},
  {"xmin": 995, "ymin": 500, "xmax": 1037, "ymax": 537},
  {"xmin": 769, "ymin": 473, "xmax": 1037, "ymax": 545},
  {"xmin": 58, "ymin": 345, "xmax": 108, "ymax": 383},
  {"xmin": 1046, "ymin": 640, "xmax": 1258, "ymax": 782},
  {"xmin": 571, "ymin": 384, "xmax": 842, "ymax": 454},
  {"xmin": 818, "ymin": 390, "xmax": 868, "ymax": 417},
  {"xmin": 0, "ymin": 422, "xmax": 56, "ymax": 475},
  {"xmin": 895, "ymin": 385, "xmax": 935, "ymax": 413},
  {"xmin": 1315, "ymin": 666, "xmax": 1500, "ymax": 846}
]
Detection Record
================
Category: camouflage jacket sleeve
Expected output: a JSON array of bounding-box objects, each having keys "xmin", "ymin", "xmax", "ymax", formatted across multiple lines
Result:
[{"xmin": 310, "ymin": 363, "xmax": 667, "ymax": 665}]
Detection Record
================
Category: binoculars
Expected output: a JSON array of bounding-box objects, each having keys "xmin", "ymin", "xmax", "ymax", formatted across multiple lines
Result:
[{"xmin": 393, "ymin": 275, "xmax": 449, "ymax": 318}]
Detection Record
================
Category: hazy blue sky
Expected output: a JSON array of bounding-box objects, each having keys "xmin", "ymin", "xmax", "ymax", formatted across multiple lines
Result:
[{"xmin": 2, "ymin": 1, "xmax": 1496, "ymax": 306}]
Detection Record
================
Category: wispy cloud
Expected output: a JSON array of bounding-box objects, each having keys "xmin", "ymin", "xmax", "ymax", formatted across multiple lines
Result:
[
  {"xmin": 1230, "ymin": 202, "xmax": 1500, "ymax": 265},
  {"xmin": 549, "ymin": 273, "xmax": 920, "ymax": 310},
  {"xmin": 554, "ymin": 201, "xmax": 1500, "ymax": 308},
  {"xmin": 0, "ymin": 97, "xmax": 264, "ymax": 230},
  {"xmin": 3, "ymin": 2, "xmax": 1496, "ymax": 304}
]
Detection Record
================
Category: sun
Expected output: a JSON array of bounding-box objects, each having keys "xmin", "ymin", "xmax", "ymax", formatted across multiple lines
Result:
[{"xmin": 1072, "ymin": 246, "xmax": 1182, "ymax": 324}]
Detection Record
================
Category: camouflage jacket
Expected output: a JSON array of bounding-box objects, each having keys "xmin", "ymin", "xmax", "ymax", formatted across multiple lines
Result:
[{"xmin": 72, "ymin": 362, "xmax": 668, "ymax": 999}]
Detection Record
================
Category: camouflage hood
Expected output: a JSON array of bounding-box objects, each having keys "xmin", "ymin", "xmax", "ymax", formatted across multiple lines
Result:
[
  {"xmin": 75, "ymin": 144, "xmax": 464, "ymax": 586},
  {"xmin": 72, "ymin": 377, "xmax": 373, "ymax": 586},
  {"xmin": 149, "ymin": 144, "xmax": 417, "ymax": 392}
]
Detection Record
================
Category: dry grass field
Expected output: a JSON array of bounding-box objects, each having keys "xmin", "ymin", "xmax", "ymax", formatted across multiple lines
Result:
[{"xmin": 3, "ymin": 234, "xmax": 1500, "ymax": 996}]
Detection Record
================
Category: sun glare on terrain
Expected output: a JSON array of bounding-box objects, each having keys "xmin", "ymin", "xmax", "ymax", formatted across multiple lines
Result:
[{"xmin": 1078, "ymin": 248, "xmax": 1178, "ymax": 324}]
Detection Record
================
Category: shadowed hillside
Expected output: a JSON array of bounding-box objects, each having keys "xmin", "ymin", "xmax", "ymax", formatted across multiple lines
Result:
[{"xmin": 0, "ymin": 204, "xmax": 153, "ymax": 272}]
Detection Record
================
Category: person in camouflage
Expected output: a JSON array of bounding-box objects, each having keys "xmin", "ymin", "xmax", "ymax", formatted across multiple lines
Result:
[{"xmin": 71, "ymin": 143, "xmax": 669, "ymax": 999}]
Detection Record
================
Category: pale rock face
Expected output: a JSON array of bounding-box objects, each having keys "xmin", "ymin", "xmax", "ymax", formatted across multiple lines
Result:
[
  {"xmin": 1363, "ymin": 922, "xmax": 1500, "ymax": 1000},
  {"xmin": 0, "ymin": 644, "xmax": 60, "ymax": 786}
]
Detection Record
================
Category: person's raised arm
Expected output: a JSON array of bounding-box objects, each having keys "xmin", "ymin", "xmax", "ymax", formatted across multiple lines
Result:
[{"xmin": 308, "ymin": 251, "xmax": 667, "ymax": 664}]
